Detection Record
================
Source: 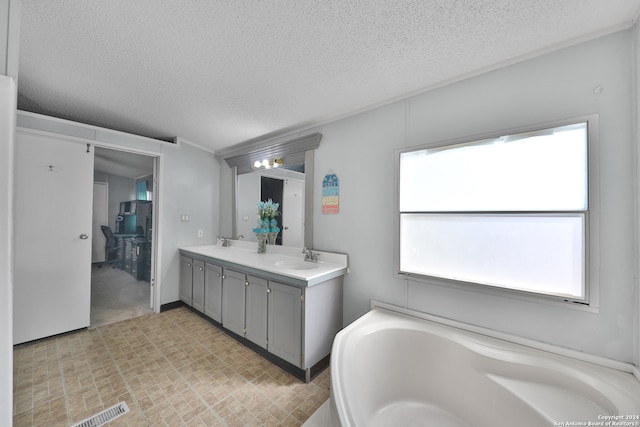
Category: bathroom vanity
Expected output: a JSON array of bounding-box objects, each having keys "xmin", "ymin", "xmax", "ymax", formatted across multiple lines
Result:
[{"xmin": 178, "ymin": 241, "xmax": 347, "ymax": 382}]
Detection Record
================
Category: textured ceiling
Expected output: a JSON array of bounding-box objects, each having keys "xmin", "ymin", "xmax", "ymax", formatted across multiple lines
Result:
[{"xmin": 17, "ymin": 1, "xmax": 640, "ymax": 153}]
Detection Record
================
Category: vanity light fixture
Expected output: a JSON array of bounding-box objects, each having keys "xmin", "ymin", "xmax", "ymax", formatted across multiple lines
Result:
[{"xmin": 252, "ymin": 157, "xmax": 283, "ymax": 169}]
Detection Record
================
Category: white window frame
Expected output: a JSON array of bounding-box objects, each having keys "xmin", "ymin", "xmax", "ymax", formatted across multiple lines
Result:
[{"xmin": 394, "ymin": 115, "xmax": 600, "ymax": 310}]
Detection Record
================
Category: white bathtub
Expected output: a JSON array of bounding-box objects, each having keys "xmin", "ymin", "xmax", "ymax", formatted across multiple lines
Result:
[{"xmin": 306, "ymin": 304, "xmax": 640, "ymax": 427}]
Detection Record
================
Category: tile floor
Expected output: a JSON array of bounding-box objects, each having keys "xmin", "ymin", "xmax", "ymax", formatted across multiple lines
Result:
[{"xmin": 13, "ymin": 307, "xmax": 330, "ymax": 426}]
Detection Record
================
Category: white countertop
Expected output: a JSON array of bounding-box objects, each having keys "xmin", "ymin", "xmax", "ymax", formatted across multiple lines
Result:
[{"xmin": 179, "ymin": 241, "xmax": 348, "ymax": 287}]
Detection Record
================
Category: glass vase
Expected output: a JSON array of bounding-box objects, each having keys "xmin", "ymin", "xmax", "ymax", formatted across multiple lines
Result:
[
  {"xmin": 256, "ymin": 231, "xmax": 268, "ymax": 253},
  {"xmin": 267, "ymin": 232, "xmax": 277, "ymax": 245}
]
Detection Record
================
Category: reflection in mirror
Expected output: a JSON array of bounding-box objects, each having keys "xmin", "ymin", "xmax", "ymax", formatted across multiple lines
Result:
[
  {"xmin": 222, "ymin": 133, "xmax": 321, "ymax": 249},
  {"xmin": 237, "ymin": 164, "xmax": 305, "ymax": 247}
]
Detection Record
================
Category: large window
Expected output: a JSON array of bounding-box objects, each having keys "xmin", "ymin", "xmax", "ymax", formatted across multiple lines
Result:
[{"xmin": 397, "ymin": 117, "xmax": 597, "ymax": 304}]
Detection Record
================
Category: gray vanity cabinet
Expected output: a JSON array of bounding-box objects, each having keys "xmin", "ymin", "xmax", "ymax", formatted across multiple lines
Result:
[
  {"xmin": 245, "ymin": 275, "xmax": 268, "ymax": 349},
  {"xmin": 204, "ymin": 263, "xmax": 223, "ymax": 322},
  {"xmin": 191, "ymin": 260, "xmax": 205, "ymax": 313},
  {"xmin": 268, "ymin": 280, "xmax": 302, "ymax": 367},
  {"xmin": 178, "ymin": 247, "xmax": 345, "ymax": 382},
  {"xmin": 221, "ymin": 268, "xmax": 247, "ymax": 337},
  {"xmin": 179, "ymin": 255, "xmax": 193, "ymax": 305}
]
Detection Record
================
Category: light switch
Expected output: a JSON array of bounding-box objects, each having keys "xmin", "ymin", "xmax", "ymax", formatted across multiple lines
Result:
[{"xmin": 197, "ymin": 229, "xmax": 204, "ymax": 237}]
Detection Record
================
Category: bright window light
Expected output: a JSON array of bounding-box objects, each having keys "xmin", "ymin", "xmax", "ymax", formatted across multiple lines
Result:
[{"xmin": 397, "ymin": 120, "xmax": 593, "ymax": 303}]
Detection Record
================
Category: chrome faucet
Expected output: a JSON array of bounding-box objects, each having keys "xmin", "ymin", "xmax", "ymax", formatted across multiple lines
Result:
[
  {"xmin": 217, "ymin": 236, "xmax": 231, "ymax": 247},
  {"xmin": 302, "ymin": 247, "xmax": 319, "ymax": 263},
  {"xmin": 218, "ymin": 235, "xmax": 244, "ymax": 247}
]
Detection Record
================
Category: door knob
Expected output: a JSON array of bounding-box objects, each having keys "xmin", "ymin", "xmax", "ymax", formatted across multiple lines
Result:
[{"xmin": 80, "ymin": 233, "xmax": 89, "ymax": 240}]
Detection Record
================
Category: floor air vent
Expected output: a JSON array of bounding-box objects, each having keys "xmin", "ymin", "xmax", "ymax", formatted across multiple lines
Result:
[{"xmin": 70, "ymin": 401, "xmax": 130, "ymax": 427}]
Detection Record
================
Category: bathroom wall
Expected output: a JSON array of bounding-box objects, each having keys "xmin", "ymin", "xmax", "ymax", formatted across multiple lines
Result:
[
  {"xmin": 635, "ymin": 23, "xmax": 640, "ymax": 370},
  {"xmin": 160, "ymin": 139, "xmax": 220, "ymax": 303},
  {"xmin": 221, "ymin": 29, "xmax": 638, "ymax": 363},
  {"xmin": 0, "ymin": 75, "xmax": 16, "ymax": 427}
]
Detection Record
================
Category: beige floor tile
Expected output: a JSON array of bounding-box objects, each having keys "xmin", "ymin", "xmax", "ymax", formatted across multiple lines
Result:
[{"xmin": 14, "ymin": 306, "xmax": 330, "ymax": 426}]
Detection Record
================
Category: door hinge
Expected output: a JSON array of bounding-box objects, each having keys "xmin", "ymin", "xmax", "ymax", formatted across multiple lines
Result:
[
  {"xmin": 300, "ymin": 355, "xmax": 304, "ymax": 365},
  {"xmin": 300, "ymin": 294, "xmax": 304, "ymax": 302}
]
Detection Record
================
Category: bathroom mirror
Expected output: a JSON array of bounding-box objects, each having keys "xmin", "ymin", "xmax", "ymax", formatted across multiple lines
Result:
[
  {"xmin": 221, "ymin": 133, "xmax": 321, "ymax": 249},
  {"xmin": 236, "ymin": 164, "xmax": 306, "ymax": 246}
]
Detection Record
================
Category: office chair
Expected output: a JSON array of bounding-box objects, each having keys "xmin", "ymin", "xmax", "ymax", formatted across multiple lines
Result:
[{"xmin": 100, "ymin": 225, "xmax": 119, "ymax": 268}]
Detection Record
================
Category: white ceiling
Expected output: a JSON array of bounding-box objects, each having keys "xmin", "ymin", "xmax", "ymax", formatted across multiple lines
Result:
[{"xmin": 17, "ymin": 1, "xmax": 640, "ymax": 153}]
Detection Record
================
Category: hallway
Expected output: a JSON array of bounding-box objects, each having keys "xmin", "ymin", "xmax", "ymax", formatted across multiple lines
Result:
[{"xmin": 91, "ymin": 264, "xmax": 152, "ymax": 329}]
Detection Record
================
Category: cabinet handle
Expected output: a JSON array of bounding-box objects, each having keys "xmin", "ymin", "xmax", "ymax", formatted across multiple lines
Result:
[
  {"xmin": 217, "ymin": 273, "xmax": 221, "ymax": 277},
  {"xmin": 187, "ymin": 263, "xmax": 191, "ymax": 267},
  {"xmin": 245, "ymin": 281, "xmax": 249, "ymax": 286},
  {"xmin": 199, "ymin": 267, "xmax": 203, "ymax": 271},
  {"xmin": 222, "ymin": 275, "xmax": 226, "ymax": 279},
  {"xmin": 267, "ymin": 288, "xmax": 271, "ymax": 293}
]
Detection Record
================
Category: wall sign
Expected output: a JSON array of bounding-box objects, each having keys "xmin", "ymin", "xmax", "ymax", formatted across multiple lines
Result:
[{"xmin": 322, "ymin": 172, "xmax": 339, "ymax": 214}]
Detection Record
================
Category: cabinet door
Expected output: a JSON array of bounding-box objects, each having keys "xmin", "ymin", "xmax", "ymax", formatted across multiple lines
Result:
[
  {"xmin": 245, "ymin": 275, "xmax": 268, "ymax": 349},
  {"xmin": 204, "ymin": 263, "xmax": 223, "ymax": 322},
  {"xmin": 179, "ymin": 255, "xmax": 193, "ymax": 305},
  {"xmin": 222, "ymin": 269, "xmax": 246, "ymax": 337},
  {"xmin": 268, "ymin": 281, "xmax": 302, "ymax": 367},
  {"xmin": 192, "ymin": 260, "xmax": 205, "ymax": 313}
]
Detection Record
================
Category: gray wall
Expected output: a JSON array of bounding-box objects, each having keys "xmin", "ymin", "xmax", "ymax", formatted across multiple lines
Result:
[
  {"xmin": 635, "ymin": 24, "xmax": 640, "ymax": 370},
  {"xmin": 0, "ymin": 75, "xmax": 16, "ymax": 427},
  {"xmin": 160, "ymin": 140, "xmax": 219, "ymax": 303},
  {"xmin": 93, "ymin": 171, "xmax": 135, "ymax": 230},
  {"xmin": 221, "ymin": 29, "xmax": 638, "ymax": 364}
]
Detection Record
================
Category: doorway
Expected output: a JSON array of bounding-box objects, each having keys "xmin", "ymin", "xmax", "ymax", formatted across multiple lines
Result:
[
  {"xmin": 260, "ymin": 175, "xmax": 305, "ymax": 247},
  {"xmin": 91, "ymin": 147, "xmax": 157, "ymax": 328},
  {"xmin": 261, "ymin": 176, "xmax": 284, "ymax": 245}
]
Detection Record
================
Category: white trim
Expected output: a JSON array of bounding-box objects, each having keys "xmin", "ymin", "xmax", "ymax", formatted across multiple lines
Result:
[
  {"xmin": 176, "ymin": 136, "xmax": 217, "ymax": 154},
  {"xmin": 17, "ymin": 110, "xmax": 174, "ymax": 147},
  {"xmin": 370, "ymin": 300, "xmax": 636, "ymax": 375},
  {"xmin": 153, "ymin": 155, "xmax": 163, "ymax": 313}
]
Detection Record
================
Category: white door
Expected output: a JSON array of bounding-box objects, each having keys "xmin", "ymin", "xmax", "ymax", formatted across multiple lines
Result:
[
  {"xmin": 92, "ymin": 182, "xmax": 108, "ymax": 263},
  {"xmin": 13, "ymin": 131, "xmax": 94, "ymax": 344},
  {"xmin": 282, "ymin": 178, "xmax": 304, "ymax": 247}
]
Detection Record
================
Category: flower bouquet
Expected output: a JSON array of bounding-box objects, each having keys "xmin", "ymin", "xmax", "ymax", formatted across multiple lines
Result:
[{"xmin": 253, "ymin": 199, "xmax": 280, "ymax": 252}]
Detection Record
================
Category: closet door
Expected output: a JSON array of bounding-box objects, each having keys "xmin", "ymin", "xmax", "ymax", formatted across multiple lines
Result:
[{"xmin": 13, "ymin": 131, "xmax": 94, "ymax": 344}]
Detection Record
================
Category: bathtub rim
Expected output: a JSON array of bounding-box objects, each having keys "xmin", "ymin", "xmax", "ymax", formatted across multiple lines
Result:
[
  {"xmin": 331, "ymin": 302, "xmax": 640, "ymax": 427},
  {"xmin": 369, "ymin": 300, "xmax": 638, "ymax": 378}
]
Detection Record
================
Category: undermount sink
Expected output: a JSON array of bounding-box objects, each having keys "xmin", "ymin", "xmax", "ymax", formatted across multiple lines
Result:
[{"xmin": 273, "ymin": 260, "xmax": 319, "ymax": 270}]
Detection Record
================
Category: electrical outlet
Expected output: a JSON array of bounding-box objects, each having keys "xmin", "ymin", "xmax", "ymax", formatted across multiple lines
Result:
[
  {"xmin": 181, "ymin": 214, "xmax": 190, "ymax": 222},
  {"xmin": 197, "ymin": 229, "xmax": 204, "ymax": 238},
  {"xmin": 243, "ymin": 215, "xmax": 249, "ymax": 222}
]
